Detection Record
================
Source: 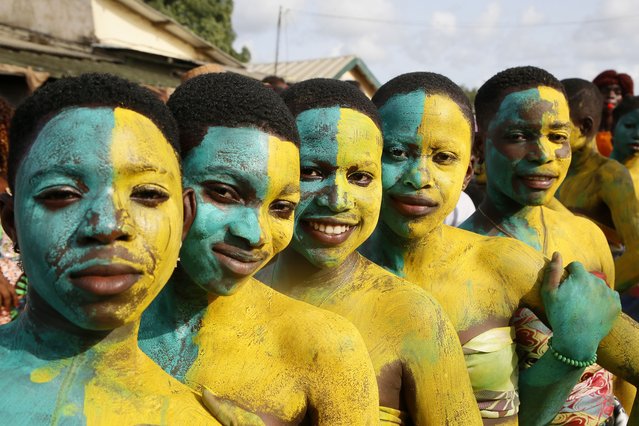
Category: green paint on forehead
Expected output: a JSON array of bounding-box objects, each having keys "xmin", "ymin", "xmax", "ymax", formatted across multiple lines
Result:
[
  {"xmin": 488, "ymin": 88, "xmax": 541, "ymax": 132},
  {"xmin": 16, "ymin": 107, "xmax": 114, "ymax": 193},
  {"xmin": 378, "ymin": 90, "xmax": 426, "ymax": 145},
  {"xmin": 296, "ymin": 107, "xmax": 340, "ymax": 164},
  {"xmin": 182, "ymin": 126, "xmax": 271, "ymax": 197}
]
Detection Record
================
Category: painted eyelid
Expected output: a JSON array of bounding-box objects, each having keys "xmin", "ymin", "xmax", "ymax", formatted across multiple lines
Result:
[{"xmin": 34, "ymin": 184, "xmax": 84, "ymax": 198}]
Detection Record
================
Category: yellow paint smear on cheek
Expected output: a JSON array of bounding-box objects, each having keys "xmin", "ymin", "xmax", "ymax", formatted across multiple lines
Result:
[
  {"xmin": 335, "ymin": 108, "xmax": 383, "ymax": 243},
  {"xmin": 109, "ymin": 108, "xmax": 183, "ymax": 321},
  {"xmin": 266, "ymin": 136, "xmax": 300, "ymax": 255}
]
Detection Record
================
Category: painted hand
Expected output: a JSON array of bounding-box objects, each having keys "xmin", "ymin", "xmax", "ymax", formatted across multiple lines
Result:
[
  {"xmin": 0, "ymin": 273, "xmax": 17, "ymax": 312},
  {"xmin": 541, "ymin": 252, "xmax": 621, "ymax": 361},
  {"xmin": 202, "ymin": 389, "xmax": 265, "ymax": 426}
]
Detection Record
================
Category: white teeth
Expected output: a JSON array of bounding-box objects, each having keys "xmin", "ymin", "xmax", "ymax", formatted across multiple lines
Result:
[
  {"xmin": 524, "ymin": 176, "xmax": 552, "ymax": 181},
  {"xmin": 308, "ymin": 221, "xmax": 352, "ymax": 235}
]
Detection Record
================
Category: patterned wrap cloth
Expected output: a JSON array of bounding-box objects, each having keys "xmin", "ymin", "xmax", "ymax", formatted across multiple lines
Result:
[
  {"xmin": 463, "ymin": 326, "xmax": 520, "ymax": 419},
  {"xmin": 512, "ymin": 307, "xmax": 615, "ymax": 425},
  {"xmin": 0, "ymin": 230, "xmax": 25, "ymax": 325}
]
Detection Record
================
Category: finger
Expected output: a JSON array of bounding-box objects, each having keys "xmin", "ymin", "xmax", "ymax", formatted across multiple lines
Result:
[
  {"xmin": 543, "ymin": 252, "xmax": 564, "ymax": 292},
  {"xmin": 202, "ymin": 389, "xmax": 265, "ymax": 426}
]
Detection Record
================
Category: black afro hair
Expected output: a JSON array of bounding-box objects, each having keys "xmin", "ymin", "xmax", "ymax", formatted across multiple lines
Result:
[
  {"xmin": 280, "ymin": 78, "xmax": 380, "ymax": 128},
  {"xmin": 612, "ymin": 96, "xmax": 639, "ymax": 133},
  {"xmin": 561, "ymin": 78, "xmax": 603, "ymax": 138},
  {"xmin": 167, "ymin": 72, "xmax": 299, "ymax": 154},
  {"xmin": 9, "ymin": 73, "xmax": 178, "ymax": 189},
  {"xmin": 475, "ymin": 66, "xmax": 566, "ymax": 133},
  {"xmin": 372, "ymin": 72, "xmax": 474, "ymax": 129}
]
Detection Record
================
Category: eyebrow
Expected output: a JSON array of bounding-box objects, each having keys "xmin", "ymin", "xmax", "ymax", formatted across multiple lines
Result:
[
  {"xmin": 279, "ymin": 183, "xmax": 300, "ymax": 197},
  {"xmin": 548, "ymin": 121, "xmax": 571, "ymax": 130},
  {"xmin": 119, "ymin": 163, "xmax": 169, "ymax": 175},
  {"xmin": 28, "ymin": 165, "xmax": 85, "ymax": 186}
]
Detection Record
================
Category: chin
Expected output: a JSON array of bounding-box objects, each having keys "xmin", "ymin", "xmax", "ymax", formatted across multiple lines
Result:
[{"xmin": 201, "ymin": 276, "xmax": 250, "ymax": 296}]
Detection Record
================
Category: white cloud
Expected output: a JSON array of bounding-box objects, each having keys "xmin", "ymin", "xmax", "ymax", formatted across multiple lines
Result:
[
  {"xmin": 521, "ymin": 5, "xmax": 543, "ymax": 26},
  {"xmin": 431, "ymin": 11, "xmax": 457, "ymax": 36}
]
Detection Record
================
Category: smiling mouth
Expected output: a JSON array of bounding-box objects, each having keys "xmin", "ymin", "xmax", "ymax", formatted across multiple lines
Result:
[
  {"xmin": 212, "ymin": 243, "xmax": 266, "ymax": 277},
  {"xmin": 519, "ymin": 174, "xmax": 558, "ymax": 190},
  {"xmin": 389, "ymin": 194, "xmax": 439, "ymax": 217},
  {"xmin": 69, "ymin": 264, "xmax": 142, "ymax": 296},
  {"xmin": 301, "ymin": 219, "xmax": 358, "ymax": 245}
]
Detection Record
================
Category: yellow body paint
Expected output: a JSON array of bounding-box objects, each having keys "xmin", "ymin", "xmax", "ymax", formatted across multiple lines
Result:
[
  {"xmin": 270, "ymin": 104, "xmax": 481, "ymax": 424},
  {"xmin": 141, "ymin": 126, "xmax": 380, "ymax": 424},
  {"xmin": 0, "ymin": 107, "xmax": 218, "ymax": 424}
]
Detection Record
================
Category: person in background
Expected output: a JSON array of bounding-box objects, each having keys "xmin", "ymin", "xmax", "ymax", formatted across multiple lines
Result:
[
  {"xmin": 592, "ymin": 70, "xmax": 634, "ymax": 157},
  {"xmin": 0, "ymin": 96, "xmax": 24, "ymax": 324}
]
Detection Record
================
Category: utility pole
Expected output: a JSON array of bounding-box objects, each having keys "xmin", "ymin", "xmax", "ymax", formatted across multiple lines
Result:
[{"xmin": 274, "ymin": 5, "xmax": 282, "ymax": 76}]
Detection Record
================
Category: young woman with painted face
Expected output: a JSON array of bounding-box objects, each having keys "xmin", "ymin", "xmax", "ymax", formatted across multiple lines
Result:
[
  {"xmin": 0, "ymin": 74, "xmax": 230, "ymax": 424},
  {"xmin": 359, "ymin": 72, "xmax": 623, "ymax": 425},
  {"xmin": 611, "ymin": 97, "xmax": 639, "ymax": 192},
  {"xmin": 464, "ymin": 66, "xmax": 639, "ymax": 424},
  {"xmin": 138, "ymin": 73, "xmax": 379, "ymax": 425},
  {"xmin": 258, "ymin": 78, "xmax": 481, "ymax": 425}
]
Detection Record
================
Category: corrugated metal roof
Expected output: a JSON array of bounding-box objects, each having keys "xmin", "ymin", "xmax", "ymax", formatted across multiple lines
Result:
[{"xmin": 248, "ymin": 55, "xmax": 380, "ymax": 92}]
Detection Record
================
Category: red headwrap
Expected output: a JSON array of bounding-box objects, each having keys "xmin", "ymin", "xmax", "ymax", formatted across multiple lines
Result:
[{"xmin": 593, "ymin": 70, "xmax": 634, "ymax": 96}]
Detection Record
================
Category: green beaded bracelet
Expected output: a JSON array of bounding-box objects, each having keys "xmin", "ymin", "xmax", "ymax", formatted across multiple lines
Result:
[{"xmin": 547, "ymin": 337, "xmax": 597, "ymax": 368}]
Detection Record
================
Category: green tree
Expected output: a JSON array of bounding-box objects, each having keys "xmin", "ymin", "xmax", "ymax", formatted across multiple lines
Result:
[{"xmin": 144, "ymin": 0, "xmax": 250, "ymax": 62}]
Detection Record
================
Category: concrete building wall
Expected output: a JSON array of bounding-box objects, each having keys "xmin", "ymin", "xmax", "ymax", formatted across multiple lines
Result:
[
  {"xmin": 0, "ymin": 0, "xmax": 95, "ymax": 42},
  {"xmin": 92, "ymin": 0, "xmax": 204, "ymax": 61}
]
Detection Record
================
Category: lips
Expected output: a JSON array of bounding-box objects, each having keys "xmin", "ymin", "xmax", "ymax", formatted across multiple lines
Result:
[
  {"xmin": 389, "ymin": 194, "xmax": 439, "ymax": 217},
  {"xmin": 629, "ymin": 142, "xmax": 639, "ymax": 152},
  {"xmin": 300, "ymin": 218, "xmax": 358, "ymax": 245},
  {"xmin": 212, "ymin": 243, "xmax": 266, "ymax": 277},
  {"xmin": 69, "ymin": 264, "xmax": 142, "ymax": 296},
  {"xmin": 518, "ymin": 174, "xmax": 558, "ymax": 190}
]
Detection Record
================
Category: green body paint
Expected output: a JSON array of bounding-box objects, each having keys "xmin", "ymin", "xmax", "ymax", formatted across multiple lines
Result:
[{"xmin": 611, "ymin": 109, "xmax": 639, "ymax": 163}]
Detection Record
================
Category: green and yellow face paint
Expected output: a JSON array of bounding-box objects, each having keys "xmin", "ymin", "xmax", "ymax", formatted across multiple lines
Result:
[
  {"xmin": 181, "ymin": 126, "xmax": 300, "ymax": 295},
  {"xmin": 379, "ymin": 91, "xmax": 473, "ymax": 239},
  {"xmin": 291, "ymin": 107, "xmax": 382, "ymax": 268},
  {"xmin": 14, "ymin": 107, "xmax": 184, "ymax": 330},
  {"xmin": 484, "ymin": 86, "xmax": 572, "ymax": 208}
]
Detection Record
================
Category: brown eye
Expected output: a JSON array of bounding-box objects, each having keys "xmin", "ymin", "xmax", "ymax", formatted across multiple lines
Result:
[
  {"xmin": 433, "ymin": 152, "xmax": 458, "ymax": 165},
  {"xmin": 203, "ymin": 182, "xmax": 242, "ymax": 205},
  {"xmin": 131, "ymin": 186, "xmax": 170, "ymax": 207},
  {"xmin": 301, "ymin": 167, "xmax": 323, "ymax": 181},
  {"xmin": 34, "ymin": 187, "xmax": 82, "ymax": 210},
  {"xmin": 387, "ymin": 146, "xmax": 408, "ymax": 160},
  {"xmin": 348, "ymin": 172, "xmax": 373, "ymax": 187},
  {"xmin": 548, "ymin": 133, "xmax": 568, "ymax": 144},
  {"xmin": 270, "ymin": 200, "xmax": 296, "ymax": 219}
]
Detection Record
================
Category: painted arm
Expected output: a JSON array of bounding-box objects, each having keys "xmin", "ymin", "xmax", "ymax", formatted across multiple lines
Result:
[
  {"xmin": 398, "ymin": 292, "xmax": 482, "ymax": 425},
  {"xmin": 514, "ymin": 253, "xmax": 621, "ymax": 425},
  {"xmin": 596, "ymin": 313, "xmax": 639, "ymax": 424},
  {"xmin": 599, "ymin": 164, "xmax": 639, "ymax": 291},
  {"xmin": 307, "ymin": 320, "xmax": 379, "ymax": 425}
]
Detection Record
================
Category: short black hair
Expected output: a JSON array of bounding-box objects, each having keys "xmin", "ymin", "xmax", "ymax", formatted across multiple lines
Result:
[
  {"xmin": 372, "ymin": 72, "xmax": 474, "ymax": 129},
  {"xmin": 168, "ymin": 72, "xmax": 300, "ymax": 154},
  {"xmin": 281, "ymin": 78, "xmax": 380, "ymax": 128},
  {"xmin": 9, "ymin": 73, "xmax": 178, "ymax": 189},
  {"xmin": 612, "ymin": 96, "xmax": 639, "ymax": 132},
  {"xmin": 475, "ymin": 66, "xmax": 566, "ymax": 133},
  {"xmin": 561, "ymin": 78, "xmax": 603, "ymax": 137}
]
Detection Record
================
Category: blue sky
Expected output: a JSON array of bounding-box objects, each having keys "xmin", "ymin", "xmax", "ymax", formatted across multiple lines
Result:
[{"xmin": 232, "ymin": 0, "xmax": 639, "ymax": 89}]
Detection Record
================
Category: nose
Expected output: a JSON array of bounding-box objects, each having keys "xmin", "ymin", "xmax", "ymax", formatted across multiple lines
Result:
[
  {"xmin": 77, "ymin": 193, "xmax": 134, "ymax": 245},
  {"xmin": 525, "ymin": 138, "xmax": 553, "ymax": 164},
  {"xmin": 403, "ymin": 157, "xmax": 432, "ymax": 190},
  {"xmin": 316, "ymin": 175, "xmax": 354, "ymax": 212},
  {"xmin": 228, "ymin": 207, "xmax": 265, "ymax": 248}
]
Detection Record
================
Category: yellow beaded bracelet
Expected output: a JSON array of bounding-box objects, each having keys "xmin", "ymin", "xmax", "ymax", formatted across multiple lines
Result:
[{"xmin": 547, "ymin": 337, "xmax": 597, "ymax": 368}]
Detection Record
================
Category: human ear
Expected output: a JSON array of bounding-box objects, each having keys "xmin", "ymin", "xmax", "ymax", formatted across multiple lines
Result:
[
  {"xmin": 462, "ymin": 157, "xmax": 474, "ymax": 190},
  {"xmin": 0, "ymin": 192, "xmax": 17, "ymax": 246},
  {"xmin": 580, "ymin": 116, "xmax": 594, "ymax": 137},
  {"xmin": 182, "ymin": 188, "xmax": 196, "ymax": 241}
]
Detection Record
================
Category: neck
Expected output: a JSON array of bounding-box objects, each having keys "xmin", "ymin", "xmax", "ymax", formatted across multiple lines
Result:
[
  {"xmin": 274, "ymin": 248, "xmax": 360, "ymax": 293},
  {"xmin": 15, "ymin": 288, "xmax": 141, "ymax": 362},
  {"xmin": 570, "ymin": 138, "xmax": 599, "ymax": 171},
  {"xmin": 479, "ymin": 194, "xmax": 546, "ymax": 252},
  {"xmin": 362, "ymin": 220, "xmax": 446, "ymax": 278}
]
